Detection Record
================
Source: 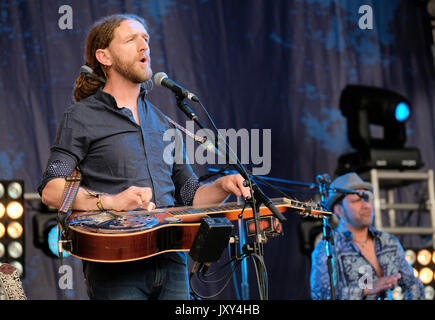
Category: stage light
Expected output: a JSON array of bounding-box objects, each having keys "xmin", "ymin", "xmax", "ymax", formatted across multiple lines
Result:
[
  {"xmin": 7, "ymin": 182, "xmax": 22, "ymax": 199},
  {"xmin": 0, "ymin": 243, "xmax": 4, "ymax": 258},
  {"xmin": 395, "ymin": 102, "xmax": 410, "ymax": 122},
  {"xmin": 433, "ymin": 251, "xmax": 435, "ymax": 264},
  {"xmin": 405, "ymin": 249, "xmax": 416, "ymax": 265},
  {"xmin": 6, "ymin": 202, "xmax": 23, "ymax": 220},
  {"xmin": 336, "ymin": 85, "xmax": 423, "ymax": 175},
  {"xmin": 7, "ymin": 241, "xmax": 23, "ymax": 259},
  {"xmin": 47, "ymin": 225, "xmax": 69, "ymax": 258},
  {"xmin": 417, "ymin": 249, "xmax": 432, "ymax": 266},
  {"xmin": 339, "ymin": 85, "xmax": 411, "ymax": 150},
  {"xmin": 425, "ymin": 286, "xmax": 435, "ymax": 300},
  {"xmin": 404, "ymin": 247, "xmax": 435, "ymax": 299},
  {"xmin": 7, "ymin": 222, "xmax": 23, "ymax": 239},
  {"xmin": 33, "ymin": 211, "xmax": 65, "ymax": 258},
  {"xmin": 9, "ymin": 261, "xmax": 23, "ymax": 277},
  {"xmin": 419, "ymin": 267, "xmax": 434, "ymax": 285},
  {"xmin": 392, "ymin": 286, "xmax": 403, "ymax": 300},
  {"xmin": 0, "ymin": 180, "xmax": 25, "ymax": 277}
]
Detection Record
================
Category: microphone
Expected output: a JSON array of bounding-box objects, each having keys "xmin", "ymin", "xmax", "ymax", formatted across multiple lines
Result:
[
  {"xmin": 316, "ymin": 174, "xmax": 331, "ymax": 184},
  {"xmin": 153, "ymin": 72, "xmax": 199, "ymax": 102}
]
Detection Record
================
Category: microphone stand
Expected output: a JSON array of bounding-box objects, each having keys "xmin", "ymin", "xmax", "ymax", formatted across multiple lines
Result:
[
  {"xmin": 176, "ymin": 95, "xmax": 205, "ymax": 128},
  {"xmin": 315, "ymin": 176, "xmax": 373, "ymax": 300},
  {"xmin": 316, "ymin": 174, "xmax": 336, "ymax": 300},
  {"xmin": 173, "ymin": 94, "xmax": 286, "ymax": 300}
]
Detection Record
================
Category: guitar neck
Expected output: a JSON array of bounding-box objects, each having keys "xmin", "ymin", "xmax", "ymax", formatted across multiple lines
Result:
[
  {"xmin": 156, "ymin": 197, "xmax": 330, "ymax": 219},
  {"xmin": 68, "ymin": 197, "xmax": 331, "ymax": 226}
]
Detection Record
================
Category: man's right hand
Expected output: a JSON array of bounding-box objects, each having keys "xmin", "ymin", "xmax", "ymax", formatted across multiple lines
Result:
[
  {"xmin": 42, "ymin": 178, "xmax": 155, "ymax": 211},
  {"xmin": 102, "ymin": 186, "xmax": 155, "ymax": 211},
  {"xmin": 363, "ymin": 273, "xmax": 401, "ymax": 296}
]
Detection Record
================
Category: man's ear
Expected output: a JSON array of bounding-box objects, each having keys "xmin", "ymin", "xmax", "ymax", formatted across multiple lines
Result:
[
  {"xmin": 95, "ymin": 48, "xmax": 112, "ymax": 68},
  {"xmin": 333, "ymin": 202, "xmax": 344, "ymax": 219}
]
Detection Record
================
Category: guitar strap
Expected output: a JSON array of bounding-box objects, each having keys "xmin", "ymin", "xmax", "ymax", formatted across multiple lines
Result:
[
  {"xmin": 165, "ymin": 116, "xmax": 207, "ymax": 144},
  {"xmin": 56, "ymin": 167, "xmax": 81, "ymax": 300},
  {"xmin": 57, "ymin": 167, "xmax": 82, "ymax": 235}
]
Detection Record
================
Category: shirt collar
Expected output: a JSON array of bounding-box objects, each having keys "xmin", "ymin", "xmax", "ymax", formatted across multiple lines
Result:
[
  {"xmin": 94, "ymin": 86, "xmax": 118, "ymax": 109},
  {"xmin": 94, "ymin": 86, "xmax": 147, "ymax": 110},
  {"xmin": 335, "ymin": 220, "xmax": 381, "ymax": 241}
]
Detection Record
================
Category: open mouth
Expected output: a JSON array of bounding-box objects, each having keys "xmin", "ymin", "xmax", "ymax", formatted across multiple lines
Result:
[{"xmin": 140, "ymin": 57, "xmax": 147, "ymax": 64}]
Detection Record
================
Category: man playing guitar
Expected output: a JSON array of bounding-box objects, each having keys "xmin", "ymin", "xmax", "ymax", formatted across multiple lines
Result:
[{"xmin": 38, "ymin": 14, "xmax": 250, "ymax": 300}]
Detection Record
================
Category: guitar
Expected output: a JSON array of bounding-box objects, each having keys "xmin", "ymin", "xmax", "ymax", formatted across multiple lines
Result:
[
  {"xmin": 62, "ymin": 197, "xmax": 331, "ymax": 263},
  {"xmin": 0, "ymin": 263, "xmax": 26, "ymax": 300}
]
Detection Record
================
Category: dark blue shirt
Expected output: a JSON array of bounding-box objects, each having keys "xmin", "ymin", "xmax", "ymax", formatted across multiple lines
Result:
[
  {"xmin": 38, "ymin": 87, "xmax": 199, "ymax": 208},
  {"xmin": 310, "ymin": 222, "xmax": 425, "ymax": 300},
  {"xmin": 38, "ymin": 88, "xmax": 200, "ymax": 265}
]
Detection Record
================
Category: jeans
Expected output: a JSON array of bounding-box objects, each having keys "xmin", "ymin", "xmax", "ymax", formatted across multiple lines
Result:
[{"xmin": 83, "ymin": 255, "xmax": 189, "ymax": 300}]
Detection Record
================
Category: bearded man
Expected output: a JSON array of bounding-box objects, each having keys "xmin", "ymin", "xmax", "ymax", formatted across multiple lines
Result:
[
  {"xmin": 310, "ymin": 172, "xmax": 425, "ymax": 300},
  {"xmin": 38, "ymin": 14, "xmax": 250, "ymax": 300}
]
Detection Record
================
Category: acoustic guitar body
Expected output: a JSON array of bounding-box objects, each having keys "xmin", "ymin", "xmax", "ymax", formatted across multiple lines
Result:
[
  {"xmin": 62, "ymin": 198, "xmax": 329, "ymax": 262},
  {"xmin": 65, "ymin": 211, "xmax": 201, "ymax": 262}
]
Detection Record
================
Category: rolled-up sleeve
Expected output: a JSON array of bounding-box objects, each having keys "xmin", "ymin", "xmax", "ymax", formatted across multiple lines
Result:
[
  {"xmin": 38, "ymin": 109, "xmax": 90, "ymax": 195},
  {"xmin": 169, "ymin": 127, "xmax": 201, "ymax": 206}
]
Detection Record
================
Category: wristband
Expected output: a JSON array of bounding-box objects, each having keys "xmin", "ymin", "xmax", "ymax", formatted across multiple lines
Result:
[
  {"xmin": 96, "ymin": 194, "xmax": 105, "ymax": 211},
  {"xmin": 84, "ymin": 189, "xmax": 106, "ymax": 211}
]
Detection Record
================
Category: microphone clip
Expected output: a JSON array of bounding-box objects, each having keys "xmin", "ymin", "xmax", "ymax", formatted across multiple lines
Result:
[{"xmin": 175, "ymin": 95, "xmax": 198, "ymax": 121}]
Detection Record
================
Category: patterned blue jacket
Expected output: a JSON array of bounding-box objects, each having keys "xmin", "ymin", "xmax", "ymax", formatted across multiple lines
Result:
[{"xmin": 310, "ymin": 222, "xmax": 425, "ymax": 300}]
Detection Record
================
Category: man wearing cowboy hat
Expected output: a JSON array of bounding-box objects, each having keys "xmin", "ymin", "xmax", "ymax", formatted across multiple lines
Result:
[{"xmin": 310, "ymin": 172, "xmax": 425, "ymax": 300}]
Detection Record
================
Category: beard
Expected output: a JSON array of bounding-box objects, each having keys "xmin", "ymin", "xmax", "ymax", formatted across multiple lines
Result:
[
  {"xmin": 344, "ymin": 208, "xmax": 373, "ymax": 229},
  {"xmin": 111, "ymin": 51, "xmax": 152, "ymax": 84}
]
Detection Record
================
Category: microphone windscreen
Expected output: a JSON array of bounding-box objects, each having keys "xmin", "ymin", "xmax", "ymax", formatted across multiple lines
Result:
[{"xmin": 153, "ymin": 72, "xmax": 168, "ymax": 87}]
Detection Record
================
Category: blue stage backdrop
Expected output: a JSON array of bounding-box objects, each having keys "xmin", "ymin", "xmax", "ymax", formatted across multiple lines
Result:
[{"xmin": 0, "ymin": 0, "xmax": 434, "ymax": 300}]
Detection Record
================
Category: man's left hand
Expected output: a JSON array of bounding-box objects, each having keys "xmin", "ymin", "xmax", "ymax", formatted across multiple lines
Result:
[{"xmin": 217, "ymin": 174, "xmax": 252, "ymax": 199}]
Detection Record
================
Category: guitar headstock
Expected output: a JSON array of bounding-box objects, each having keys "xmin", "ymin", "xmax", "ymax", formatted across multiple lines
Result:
[{"xmin": 280, "ymin": 198, "xmax": 332, "ymax": 218}]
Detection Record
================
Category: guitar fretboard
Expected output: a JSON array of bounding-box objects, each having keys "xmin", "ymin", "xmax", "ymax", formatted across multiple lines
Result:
[{"xmin": 159, "ymin": 198, "xmax": 329, "ymax": 217}]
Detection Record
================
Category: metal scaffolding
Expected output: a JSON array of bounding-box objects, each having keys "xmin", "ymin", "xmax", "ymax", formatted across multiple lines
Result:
[{"xmin": 364, "ymin": 169, "xmax": 435, "ymax": 248}]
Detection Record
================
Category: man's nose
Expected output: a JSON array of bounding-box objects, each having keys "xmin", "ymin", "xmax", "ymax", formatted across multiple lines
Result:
[
  {"xmin": 137, "ymin": 37, "xmax": 149, "ymax": 52},
  {"xmin": 362, "ymin": 196, "xmax": 373, "ymax": 208}
]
